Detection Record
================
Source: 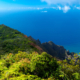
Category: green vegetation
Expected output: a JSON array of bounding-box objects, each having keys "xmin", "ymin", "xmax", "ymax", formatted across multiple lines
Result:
[
  {"xmin": 0, "ymin": 25, "xmax": 24, "ymax": 40},
  {"xmin": 0, "ymin": 25, "xmax": 39, "ymax": 56},
  {"xmin": 0, "ymin": 51, "xmax": 80, "ymax": 80},
  {"xmin": 0, "ymin": 25, "xmax": 80, "ymax": 80}
]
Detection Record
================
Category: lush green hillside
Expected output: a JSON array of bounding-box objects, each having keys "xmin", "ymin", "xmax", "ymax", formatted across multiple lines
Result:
[
  {"xmin": 0, "ymin": 25, "xmax": 24, "ymax": 40},
  {"xmin": 0, "ymin": 25, "xmax": 39, "ymax": 55},
  {"xmin": 0, "ymin": 24, "xmax": 80, "ymax": 80}
]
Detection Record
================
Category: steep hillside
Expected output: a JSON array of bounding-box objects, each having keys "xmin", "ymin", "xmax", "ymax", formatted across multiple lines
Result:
[
  {"xmin": 0, "ymin": 24, "xmax": 80, "ymax": 80},
  {"xmin": 0, "ymin": 24, "xmax": 79, "ymax": 60},
  {"xmin": 0, "ymin": 25, "xmax": 41, "ymax": 55}
]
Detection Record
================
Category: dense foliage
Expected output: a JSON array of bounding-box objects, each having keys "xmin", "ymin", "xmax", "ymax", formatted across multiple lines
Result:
[
  {"xmin": 0, "ymin": 51, "xmax": 80, "ymax": 80},
  {"xmin": 0, "ymin": 25, "xmax": 80, "ymax": 80},
  {"xmin": 0, "ymin": 25, "xmax": 24, "ymax": 40},
  {"xmin": 0, "ymin": 25, "xmax": 39, "ymax": 55}
]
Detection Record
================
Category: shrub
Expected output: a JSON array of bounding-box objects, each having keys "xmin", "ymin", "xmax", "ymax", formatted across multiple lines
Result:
[
  {"xmin": 72, "ymin": 72, "xmax": 80, "ymax": 80},
  {"xmin": 14, "ymin": 51, "xmax": 29, "ymax": 62},
  {"xmin": 30, "ymin": 52, "xmax": 60, "ymax": 79},
  {"xmin": 2, "ymin": 53, "xmax": 15, "ymax": 68}
]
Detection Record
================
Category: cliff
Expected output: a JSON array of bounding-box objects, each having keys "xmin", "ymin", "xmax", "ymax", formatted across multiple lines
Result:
[{"xmin": 28, "ymin": 36, "xmax": 76, "ymax": 60}]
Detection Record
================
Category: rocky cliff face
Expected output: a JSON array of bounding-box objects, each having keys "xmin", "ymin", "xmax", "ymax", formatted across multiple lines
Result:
[
  {"xmin": 41, "ymin": 41, "xmax": 66, "ymax": 60},
  {"xmin": 28, "ymin": 36, "xmax": 76, "ymax": 60}
]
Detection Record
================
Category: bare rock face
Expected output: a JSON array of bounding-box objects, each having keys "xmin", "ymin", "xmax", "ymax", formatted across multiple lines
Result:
[
  {"xmin": 28, "ymin": 36, "xmax": 78, "ymax": 60},
  {"xmin": 41, "ymin": 41, "xmax": 66, "ymax": 60}
]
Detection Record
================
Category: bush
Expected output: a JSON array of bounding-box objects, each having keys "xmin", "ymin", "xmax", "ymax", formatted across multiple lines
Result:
[
  {"xmin": 30, "ymin": 52, "xmax": 60, "ymax": 78},
  {"xmin": 2, "ymin": 53, "xmax": 15, "ymax": 68},
  {"xmin": 14, "ymin": 51, "xmax": 29, "ymax": 62}
]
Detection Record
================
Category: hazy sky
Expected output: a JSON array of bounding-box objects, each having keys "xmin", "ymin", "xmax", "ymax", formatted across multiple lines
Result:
[{"xmin": 0, "ymin": 0, "xmax": 80, "ymax": 13}]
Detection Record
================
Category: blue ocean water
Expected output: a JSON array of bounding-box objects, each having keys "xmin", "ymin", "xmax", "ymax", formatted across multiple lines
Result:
[{"xmin": 0, "ymin": 9, "xmax": 80, "ymax": 55}]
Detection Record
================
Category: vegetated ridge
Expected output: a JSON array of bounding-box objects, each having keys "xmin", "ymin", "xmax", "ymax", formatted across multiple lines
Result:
[{"xmin": 0, "ymin": 24, "xmax": 80, "ymax": 80}]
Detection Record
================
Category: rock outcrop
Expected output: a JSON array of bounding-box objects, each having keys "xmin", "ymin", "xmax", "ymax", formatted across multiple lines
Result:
[
  {"xmin": 28, "ymin": 36, "xmax": 77, "ymax": 60},
  {"xmin": 41, "ymin": 41, "xmax": 66, "ymax": 60}
]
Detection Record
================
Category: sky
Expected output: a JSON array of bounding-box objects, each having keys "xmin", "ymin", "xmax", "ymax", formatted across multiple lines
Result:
[{"xmin": 0, "ymin": 0, "xmax": 80, "ymax": 13}]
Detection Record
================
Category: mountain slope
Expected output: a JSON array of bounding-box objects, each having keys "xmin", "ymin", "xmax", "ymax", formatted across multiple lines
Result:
[
  {"xmin": 0, "ymin": 24, "xmax": 41, "ymax": 55},
  {"xmin": 0, "ymin": 24, "xmax": 80, "ymax": 80},
  {"xmin": 0, "ymin": 24, "xmax": 79, "ymax": 60}
]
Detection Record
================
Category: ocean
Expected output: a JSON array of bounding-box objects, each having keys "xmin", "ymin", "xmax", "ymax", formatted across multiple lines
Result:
[{"xmin": 0, "ymin": 9, "xmax": 80, "ymax": 55}]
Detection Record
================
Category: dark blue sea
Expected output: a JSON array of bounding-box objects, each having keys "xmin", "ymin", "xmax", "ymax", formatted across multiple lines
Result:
[{"xmin": 0, "ymin": 9, "xmax": 80, "ymax": 55}]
